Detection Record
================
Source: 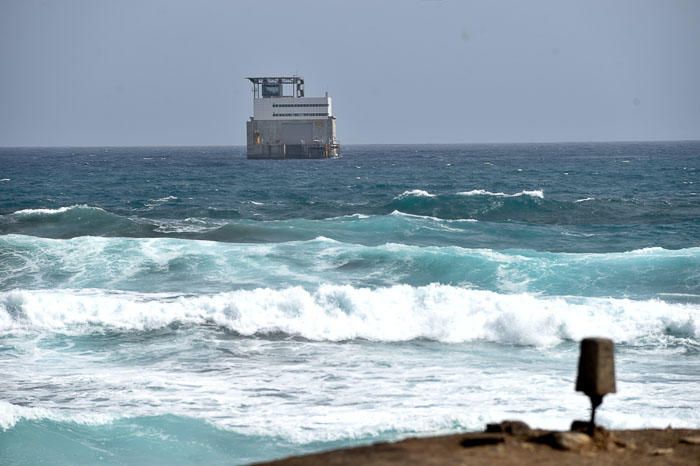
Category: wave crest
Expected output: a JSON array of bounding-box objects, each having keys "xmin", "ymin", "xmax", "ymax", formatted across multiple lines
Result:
[
  {"xmin": 2, "ymin": 235, "xmax": 699, "ymax": 298},
  {"xmin": 1, "ymin": 286, "xmax": 697, "ymax": 347},
  {"xmin": 456, "ymin": 189, "xmax": 544, "ymax": 199},
  {"xmin": 395, "ymin": 189, "xmax": 436, "ymax": 199},
  {"xmin": 0, "ymin": 401, "xmax": 115, "ymax": 431},
  {"xmin": 11, "ymin": 204, "xmax": 106, "ymax": 216}
]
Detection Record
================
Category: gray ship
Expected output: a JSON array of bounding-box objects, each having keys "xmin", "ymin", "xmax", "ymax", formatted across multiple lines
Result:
[{"xmin": 245, "ymin": 76, "xmax": 340, "ymax": 159}]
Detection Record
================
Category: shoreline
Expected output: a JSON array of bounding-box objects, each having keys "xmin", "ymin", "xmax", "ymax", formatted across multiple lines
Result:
[{"xmin": 254, "ymin": 424, "xmax": 700, "ymax": 466}]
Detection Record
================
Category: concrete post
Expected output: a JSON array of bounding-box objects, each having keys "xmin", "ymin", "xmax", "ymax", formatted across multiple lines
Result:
[{"xmin": 576, "ymin": 337, "xmax": 616, "ymax": 435}]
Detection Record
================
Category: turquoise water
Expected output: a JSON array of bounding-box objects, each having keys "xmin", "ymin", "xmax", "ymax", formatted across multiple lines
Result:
[{"xmin": 1, "ymin": 143, "xmax": 699, "ymax": 465}]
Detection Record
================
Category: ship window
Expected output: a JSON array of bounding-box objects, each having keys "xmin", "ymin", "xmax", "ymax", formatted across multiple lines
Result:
[
  {"xmin": 273, "ymin": 112, "xmax": 329, "ymax": 117},
  {"xmin": 272, "ymin": 103, "xmax": 329, "ymax": 108}
]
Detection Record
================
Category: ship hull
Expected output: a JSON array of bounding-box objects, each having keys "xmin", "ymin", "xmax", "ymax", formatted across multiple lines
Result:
[
  {"xmin": 246, "ymin": 142, "xmax": 339, "ymax": 159},
  {"xmin": 246, "ymin": 119, "xmax": 339, "ymax": 159}
]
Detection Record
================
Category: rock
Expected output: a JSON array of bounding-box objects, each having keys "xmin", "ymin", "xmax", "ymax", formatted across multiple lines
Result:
[
  {"xmin": 613, "ymin": 437, "xmax": 632, "ymax": 450},
  {"xmin": 651, "ymin": 447, "xmax": 673, "ymax": 456},
  {"xmin": 485, "ymin": 420, "xmax": 531, "ymax": 435},
  {"xmin": 534, "ymin": 432, "xmax": 593, "ymax": 451},
  {"xmin": 570, "ymin": 420, "xmax": 609, "ymax": 438},
  {"xmin": 519, "ymin": 442, "xmax": 535, "ymax": 451},
  {"xmin": 460, "ymin": 435, "xmax": 505, "ymax": 448},
  {"xmin": 553, "ymin": 432, "xmax": 592, "ymax": 451},
  {"xmin": 570, "ymin": 420, "xmax": 591, "ymax": 433},
  {"xmin": 680, "ymin": 436, "xmax": 700, "ymax": 445}
]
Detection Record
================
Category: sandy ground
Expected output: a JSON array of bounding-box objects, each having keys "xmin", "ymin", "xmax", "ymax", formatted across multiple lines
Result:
[{"xmin": 254, "ymin": 423, "xmax": 700, "ymax": 466}]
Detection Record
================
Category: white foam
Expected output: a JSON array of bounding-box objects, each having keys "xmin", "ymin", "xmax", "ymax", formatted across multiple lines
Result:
[
  {"xmin": 395, "ymin": 189, "xmax": 436, "ymax": 199},
  {"xmin": 306, "ymin": 236, "xmax": 339, "ymax": 245},
  {"xmin": 626, "ymin": 246, "xmax": 672, "ymax": 255},
  {"xmin": 389, "ymin": 210, "xmax": 444, "ymax": 222},
  {"xmin": 1, "ymin": 287, "xmax": 698, "ymax": 441},
  {"xmin": 1, "ymin": 286, "xmax": 697, "ymax": 346},
  {"xmin": 0, "ymin": 401, "xmax": 52, "ymax": 430},
  {"xmin": 12, "ymin": 204, "xmax": 103, "ymax": 216},
  {"xmin": 389, "ymin": 210, "xmax": 478, "ymax": 222},
  {"xmin": 0, "ymin": 400, "xmax": 115, "ymax": 430},
  {"xmin": 575, "ymin": 197, "xmax": 595, "ymax": 203},
  {"xmin": 0, "ymin": 178, "xmax": 10, "ymax": 182},
  {"xmin": 456, "ymin": 189, "xmax": 544, "ymax": 199},
  {"xmin": 144, "ymin": 196, "xmax": 178, "ymax": 208},
  {"xmin": 153, "ymin": 218, "xmax": 221, "ymax": 233},
  {"xmin": 330, "ymin": 213, "xmax": 371, "ymax": 220},
  {"xmin": 597, "ymin": 410, "xmax": 696, "ymax": 430}
]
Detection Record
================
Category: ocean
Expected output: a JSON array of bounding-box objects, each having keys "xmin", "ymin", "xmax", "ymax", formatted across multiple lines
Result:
[{"xmin": 1, "ymin": 142, "xmax": 698, "ymax": 465}]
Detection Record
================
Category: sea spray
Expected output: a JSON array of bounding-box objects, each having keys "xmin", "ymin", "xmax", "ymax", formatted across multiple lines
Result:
[{"xmin": 2, "ymin": 286, "xmax": 698, "ymax": 346}]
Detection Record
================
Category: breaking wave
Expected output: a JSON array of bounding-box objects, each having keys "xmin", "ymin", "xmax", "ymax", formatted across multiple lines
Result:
[
  {"xmin": 3, "ymin": 195, "xmax": 699, "ymax": 245},
  {"xmin": 456, "ymin": 189, "xmax": 544, "ymax": 198},
  {"xmin": 0, "ymin": 205, "xmax": 156, "ymax": 238},
  {"xmin": 385, "ymin": 189, "xmax": 551, "ymax": 221},
  {"xmin": 2, "ymin": 234, "xmax": 699, "ymax": 298},
  {"xmin": 1, "ymin": 285, "xmax": 698, "ymax": 347},
  {"xmin": 12, "ymin": 205, "xmax": 99, "ymax": 216},
  {"xmin": 0, "ymin": 401, "xmax": 115, "ymax": 431},
  {"xmin": 395, "ymin": 189, "xmax": 437, "ymax": 199}
]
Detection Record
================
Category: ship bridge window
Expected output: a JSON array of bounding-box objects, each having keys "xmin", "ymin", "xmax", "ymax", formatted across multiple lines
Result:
[
  {"xmin": 272, "ymin": 103, "xmax": 329, "ymax": 108},
  {"xmin": 273, "ymin": 113, "xmax": 329, "ymax": 117}
]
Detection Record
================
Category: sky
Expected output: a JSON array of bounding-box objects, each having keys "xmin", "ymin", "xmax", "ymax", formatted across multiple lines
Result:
[{"xmin": 1, "ymin": 0, "xmax": 699, "ymax": 146}]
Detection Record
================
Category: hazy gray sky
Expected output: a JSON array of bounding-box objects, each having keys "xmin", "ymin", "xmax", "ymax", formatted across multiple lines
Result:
[{"xmin": 1, "ymin": 0, "xmax": 699, "ymax": 145}]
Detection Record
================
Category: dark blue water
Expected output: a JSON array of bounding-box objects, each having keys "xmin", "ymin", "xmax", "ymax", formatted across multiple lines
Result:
[{"xmin": 1, "ymin": 143, "xmax": 699, "ymax": 465}]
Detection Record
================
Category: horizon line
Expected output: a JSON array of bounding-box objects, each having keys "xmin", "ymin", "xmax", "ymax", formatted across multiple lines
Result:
[{"xmin": 2, "ymin": 138, "xmax": 700, "ymax": 149}]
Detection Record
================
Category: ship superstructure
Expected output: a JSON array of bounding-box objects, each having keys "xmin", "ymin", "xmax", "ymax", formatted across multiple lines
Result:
[{"xmin": 245, "ymin": 76, "xmax": 339, "ymax": 159}]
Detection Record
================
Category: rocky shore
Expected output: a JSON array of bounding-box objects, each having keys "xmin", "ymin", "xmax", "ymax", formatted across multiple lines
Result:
[{"xmin": 254, "ymin": 422, "xmax": 700, "ymax": 466}]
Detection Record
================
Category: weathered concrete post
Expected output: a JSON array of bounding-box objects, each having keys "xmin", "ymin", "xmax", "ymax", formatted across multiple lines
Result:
[{"xmin": 576, "ymin": 337, "xmax": 616, "ymax": 435}]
